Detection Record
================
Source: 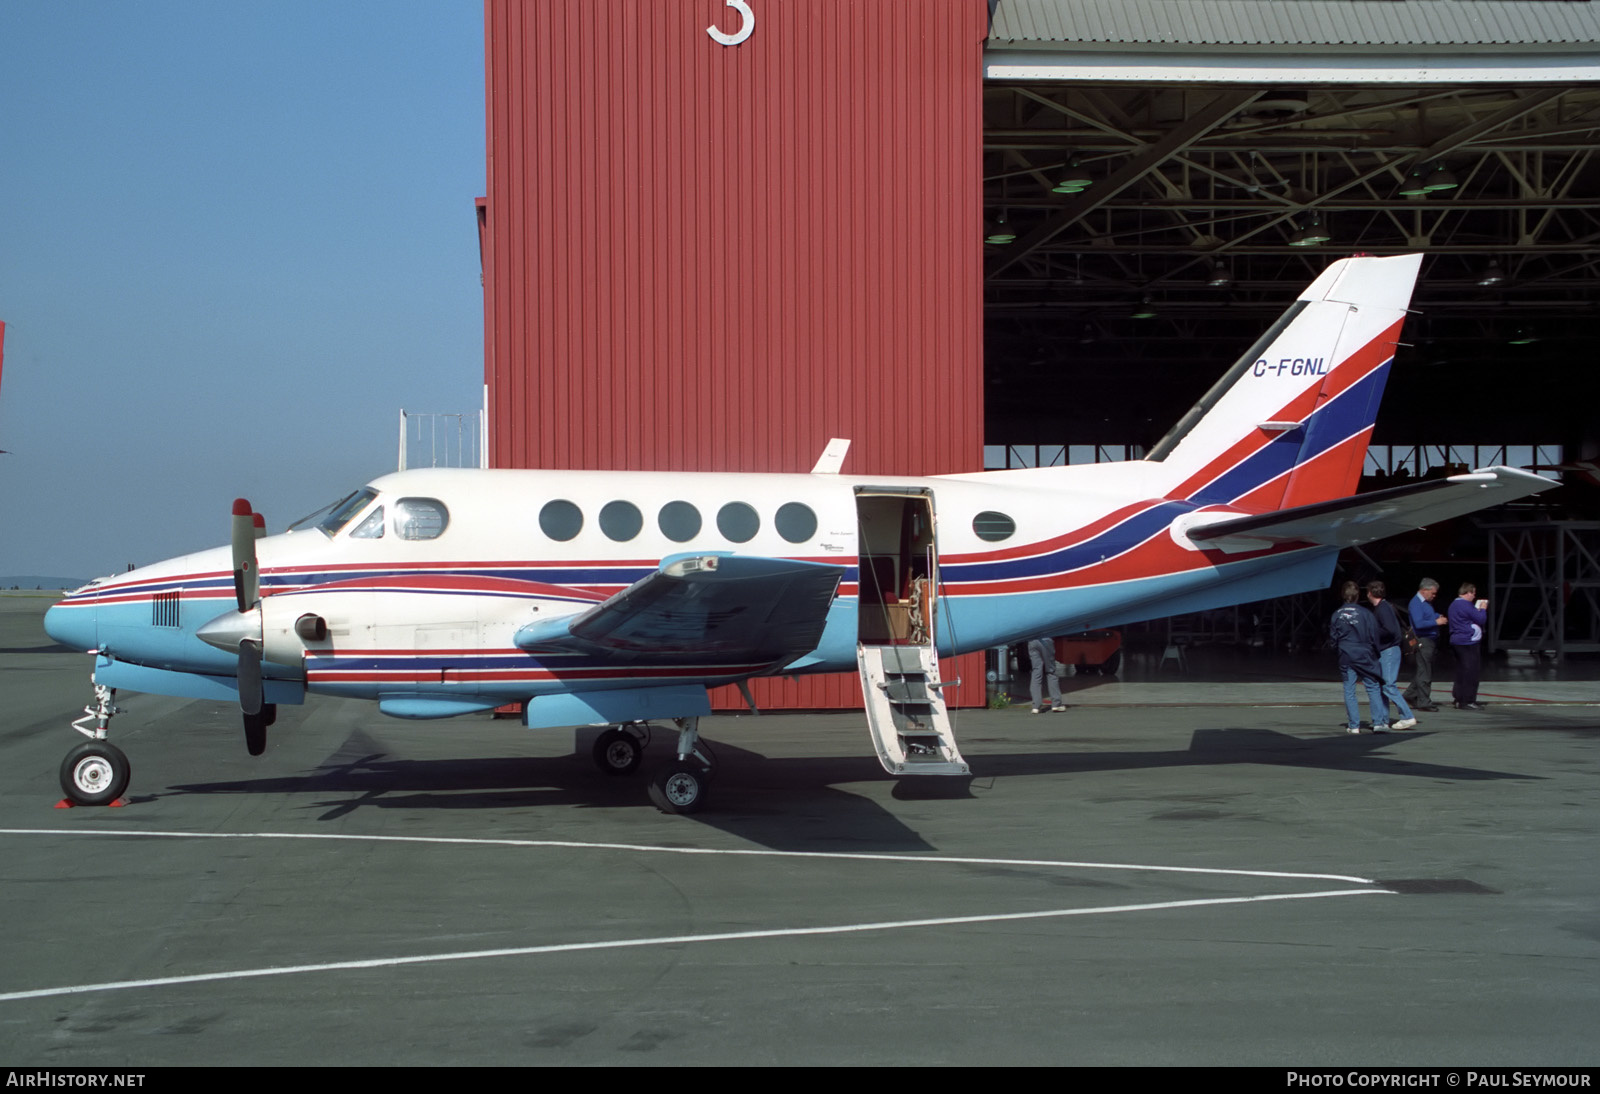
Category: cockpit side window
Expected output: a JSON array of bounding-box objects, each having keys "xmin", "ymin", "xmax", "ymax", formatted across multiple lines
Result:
[
  {"xmin": 316, "ymin": 488, "xmax": 379, "ymax": 537},
  {"xmin": 393, "ymin": 497, "xmax": 449, "ymax": 540},
  {"xmin": 349, "ymin": 507, "xmax": 385, "ymax": 539}
]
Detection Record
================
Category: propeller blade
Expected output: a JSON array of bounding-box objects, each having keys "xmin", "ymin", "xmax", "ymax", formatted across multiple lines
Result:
[
  {"xmin": 238, "ymin": 638, "xmax": 264, "ymax": 716},
  {"xmin": 231, "ymin": 498, "xmax": 260, "ymax": 610}
]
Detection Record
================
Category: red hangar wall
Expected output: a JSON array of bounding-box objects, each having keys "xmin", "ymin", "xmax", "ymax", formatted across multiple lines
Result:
[{"xmin": 480, "ymin": 0, "xmax": 990, "ymax": 709}]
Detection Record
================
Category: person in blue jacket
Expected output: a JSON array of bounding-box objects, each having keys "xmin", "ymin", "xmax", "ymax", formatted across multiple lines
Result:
[
  {"xmin": 1364, "ymin": 580, "xmax": 1418, "ymax": 729},
  {"xmin": 1448, "ymin": 582, "xmax": 1490, "ymax": 710},
  {"xmin": 1402, "ymin": 578, "xmax": 1449, "ymax": 712},
  {"xmin": 1331, "ymin": 580, "xmax": 1388, "ymax": 733}
]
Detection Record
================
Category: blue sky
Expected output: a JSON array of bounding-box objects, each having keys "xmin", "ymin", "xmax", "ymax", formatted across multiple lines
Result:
[{"xmin": 1, "ymin": 1, "xmax": 485, "ymax": 579}]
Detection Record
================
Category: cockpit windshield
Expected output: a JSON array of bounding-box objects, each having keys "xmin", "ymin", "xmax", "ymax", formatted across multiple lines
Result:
[{"xmin": 309, "ymin": 488, "xmax": 379, "ymax": 538}]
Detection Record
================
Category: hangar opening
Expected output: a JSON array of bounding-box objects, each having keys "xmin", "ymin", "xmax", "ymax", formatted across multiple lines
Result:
[{"xmin": 979, "ymin": 0, "xmax": 1600, "ymax": 657}]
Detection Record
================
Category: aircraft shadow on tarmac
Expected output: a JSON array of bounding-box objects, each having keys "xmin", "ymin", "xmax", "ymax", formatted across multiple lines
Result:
[
  {"xmin": 972, "ymin": 726, "xmax": 1543, "ymax": 784},
  {"xmin": 161, "ymin": 723, "xmax": 1539, "ymax": 853},
  {"xmin": 165, "ymin": 727, "xmax": 942, "ymax": 851}
]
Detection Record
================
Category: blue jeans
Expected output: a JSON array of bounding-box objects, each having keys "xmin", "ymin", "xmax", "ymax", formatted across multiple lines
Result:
[
  {"xmin": 1342, "ymin": 667, "xmax": 1386, "ymax": 728},
  {"xmin": 1378, "ymin": 646, "xmax": 1414, "ymax": 722}
]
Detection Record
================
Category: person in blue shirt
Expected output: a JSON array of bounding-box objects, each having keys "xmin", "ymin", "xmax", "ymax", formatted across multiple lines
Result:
[
  {"xmin": 1448, "ymin": 582, "xmax": 1490, "ymax": 710},
  {"xmin": 1331, "ymin": 580, "xmax": 1388, "ymax": 733},
  {"xmin": 1365, "ymin": 580, "xmax": 1418, "ymax": 729},
  {"xmin": 1402, "ymin": 578, "xmax": 1449, "ymax": 712}
]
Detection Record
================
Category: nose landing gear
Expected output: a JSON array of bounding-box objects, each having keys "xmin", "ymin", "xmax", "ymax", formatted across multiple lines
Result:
[{"xmin": 59, "ymin": 682, "xmax": 130, "ymax": 807}]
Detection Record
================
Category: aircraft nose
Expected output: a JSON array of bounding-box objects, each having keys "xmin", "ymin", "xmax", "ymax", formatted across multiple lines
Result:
[{"xmin": 44, "ymin": 600, "xmax": 96, "ymax": 651}]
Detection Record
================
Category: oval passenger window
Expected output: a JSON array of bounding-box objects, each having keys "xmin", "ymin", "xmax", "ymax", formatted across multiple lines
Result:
[
  {"xmin": 972, "ymin": 511, "xmax": 1015, "ymax": 542},
  {"xmin": 775, "ymin": 502, "xmax": 817, "ymax": 544},
  {"xmin": 716, "ymin": 502, "xmax": 759, "ymax": 543},
  {"xmin": 658, "ymin": 501, "xmax": 702, "ymax": 543},
  {"xmin": 599, "ymin": 500, "xmax": 643, "ymax": 542},
  {"xmin": 539, "ymin": 499, "xmax": 584, "ymax": 542}
]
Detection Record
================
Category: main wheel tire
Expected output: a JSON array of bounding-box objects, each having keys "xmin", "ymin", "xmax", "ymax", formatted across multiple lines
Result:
[
  {"xmin": 1101, "ymin": 650, "xmax": 1122, "ymax": 676},
  {"xmin": 59, "ymin": 742, "xmax": 131, "ymax": 806},
  {"xmin": 647, "ymin": 763, "xmax": 707, "ymax": 814},
  {"xmin": 593, "ymin": 728, "xmax": 644, "ymax": 776}
]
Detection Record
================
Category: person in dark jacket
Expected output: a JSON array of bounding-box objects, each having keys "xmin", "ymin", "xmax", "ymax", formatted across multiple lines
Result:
[
  {"xmin": 1449, "ymin": 582, "xmax": 1490, "ymax": 710},
  {"xmin": 1365, "ymin": 580, "xmax": 1418, "ymax": 729},
  {"xmin": 1402, "ymin": 578, "xmax": 1448, "ymax": 712},
  {"xmin": 1331, "ymin": 580, "xmax": 1388, "ymax": 733}
]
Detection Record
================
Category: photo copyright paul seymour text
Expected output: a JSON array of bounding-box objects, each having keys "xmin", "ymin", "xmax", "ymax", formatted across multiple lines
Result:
[{"xmin": 1287, "ymin": 1075, "xmax": 1592, "ymax": 1088}]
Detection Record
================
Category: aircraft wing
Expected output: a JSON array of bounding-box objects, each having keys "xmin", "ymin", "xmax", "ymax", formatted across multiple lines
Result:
[
  {"xmin": 513, "ymin": 553, "xmax": 845, "ymax": 668},
  {"xmin": 1185, "ymin": 466, "xmax": 1557, "ymax": 550}
]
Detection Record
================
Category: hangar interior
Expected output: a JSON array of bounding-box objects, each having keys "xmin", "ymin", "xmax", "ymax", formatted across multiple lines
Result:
[
  {"xmin": 472, "ymin": 1, "xmax": 1600, "ymax": 675},
  {"xmin": 978, "ymin": 0, "xmax": 1600, "ymax": 658}
]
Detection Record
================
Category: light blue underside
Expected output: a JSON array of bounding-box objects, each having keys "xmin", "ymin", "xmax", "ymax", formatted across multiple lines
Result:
[{"xmin": 57, "ymin": 547, "xmax": 1338, "ymax": 718}]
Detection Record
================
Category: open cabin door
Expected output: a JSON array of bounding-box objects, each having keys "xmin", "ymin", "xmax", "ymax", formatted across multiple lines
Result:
[{"xmin": 854, "ymin": 489, "xmax": 968, "ymax": 776}]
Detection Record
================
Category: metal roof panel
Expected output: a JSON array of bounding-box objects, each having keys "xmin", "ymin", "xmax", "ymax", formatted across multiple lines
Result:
[{"xmin": 989, "ymin": 0, "xmax": 1600, "ymax": 48}]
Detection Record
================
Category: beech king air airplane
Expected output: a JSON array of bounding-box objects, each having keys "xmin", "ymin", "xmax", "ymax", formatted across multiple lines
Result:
[{"xmin": 44, "ymin": 254, "xmax": 1555, "ymax": 814}]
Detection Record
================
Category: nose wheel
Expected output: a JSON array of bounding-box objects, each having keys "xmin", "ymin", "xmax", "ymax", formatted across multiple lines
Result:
[{"xmin": 60, "ymin": 741, "xmax": 131, "ymax": 807}]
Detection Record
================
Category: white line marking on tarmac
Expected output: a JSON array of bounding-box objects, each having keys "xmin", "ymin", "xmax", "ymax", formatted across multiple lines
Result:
[
  {"xmin": 0, "ymin": 888, "xmax": 1389, "ymax": 1003},
  {"xmin": 0, "ymin": 827, "xmax": 1377, "ymax": 883}
]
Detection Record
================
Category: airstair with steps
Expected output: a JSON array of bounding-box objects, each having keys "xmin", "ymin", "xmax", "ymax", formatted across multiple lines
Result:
[{"xmin": 856, "ymin": 644, "xmax": 969, "ymax": 776}]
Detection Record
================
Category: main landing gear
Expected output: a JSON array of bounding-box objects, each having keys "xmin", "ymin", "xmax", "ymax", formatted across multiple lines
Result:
[
  {"xmin": 588, "ymin": 717, "xmax": 715, "ymax": 814},
  {"xmin": 59, "ymin": 683, "xmax": 131, "ymax": 807},
  {"xmin": 592, "ymin": 722, "xmax": 650, "ymax": 775}
]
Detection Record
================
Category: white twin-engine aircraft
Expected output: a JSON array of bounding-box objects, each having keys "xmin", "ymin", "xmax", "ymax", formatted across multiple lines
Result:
[{"xmin": 45, "ymin": 254, "xmax": 1555, "ymax": 813}]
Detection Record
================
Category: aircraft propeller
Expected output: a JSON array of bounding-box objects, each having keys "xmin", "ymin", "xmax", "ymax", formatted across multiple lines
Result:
[{"xmin": 197, "ymin": 499, "xmax": 275, "ymax": 755}]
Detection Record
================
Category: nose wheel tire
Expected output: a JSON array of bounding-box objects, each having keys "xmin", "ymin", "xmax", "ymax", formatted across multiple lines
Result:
[
  {"xmin": 648, "ymin": 763, "xmax": 708, "ymax": 814},
  {"xmin": 593, "ymin": 728, "xmax": 644, "ymax": 776},
  {"xmin": 60, "ymin": 742, "xmax": 131, "ymax": 807}
]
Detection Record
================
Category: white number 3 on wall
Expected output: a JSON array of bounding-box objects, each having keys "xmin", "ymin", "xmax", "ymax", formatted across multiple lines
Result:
[{"xmin": 707, "ymin": 0, "xmax": 755, "ymax": 46}]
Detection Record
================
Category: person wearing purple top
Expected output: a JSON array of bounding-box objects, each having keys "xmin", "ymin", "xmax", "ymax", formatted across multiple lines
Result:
[
  {"xmin": 1402, "ymin": 577, "xmax": 1449, "ymax": 712},
  {"xmin": 1331, "ymin": 580, "xmax": 1388, "ymax": 733},
  {"xmin": 1448, "ymin": 582, "xmax": 1490, "ymax": 710}
]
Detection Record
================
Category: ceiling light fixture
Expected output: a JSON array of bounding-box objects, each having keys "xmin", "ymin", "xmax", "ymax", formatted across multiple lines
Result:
[
  {"xmin": 1424, "ymin": 163, "xmax": 1459, "ymax": 192},
  {"xmin": 1397, "ymin": 170, "xmax": 1431, "ymax": 197},
  {"xmin": 1289, "ymin": 217, "xmax": 1331, "ymax": 247},
  {"xmin": 1207, "ymin": 259, "xmax": 1232, "ymax": 288},
  {"xmin": 985, "ymin": 214, "xmax": 1016, "ymax": 245},
  {"xmin": 1052, "ymin": 158, "xmax": 1093, "ymax": 194},
  {"xmin": 1478, "ymin": 259, "xmax": 1506, "ymax": 288}
]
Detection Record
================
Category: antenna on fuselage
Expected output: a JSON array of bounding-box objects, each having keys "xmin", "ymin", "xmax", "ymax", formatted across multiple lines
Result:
[{"xmin": 811, "ymin": 438, "xmax": 851, "ymax": 475}]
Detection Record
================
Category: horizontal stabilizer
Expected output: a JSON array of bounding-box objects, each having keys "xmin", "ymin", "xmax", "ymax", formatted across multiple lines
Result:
[
  {"xmin": 1184, "ymin": 467, "xmax": 1557, "ymax": 550},
  {"xmin": 514, "ymin": 553, "xmax": 844, "ymax": 668}
]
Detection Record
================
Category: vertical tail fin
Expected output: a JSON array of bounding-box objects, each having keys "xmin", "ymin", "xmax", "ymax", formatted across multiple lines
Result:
[{"xmin": 1148, "ymin": 254, "xmax": 1422, "ymax": 512}]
